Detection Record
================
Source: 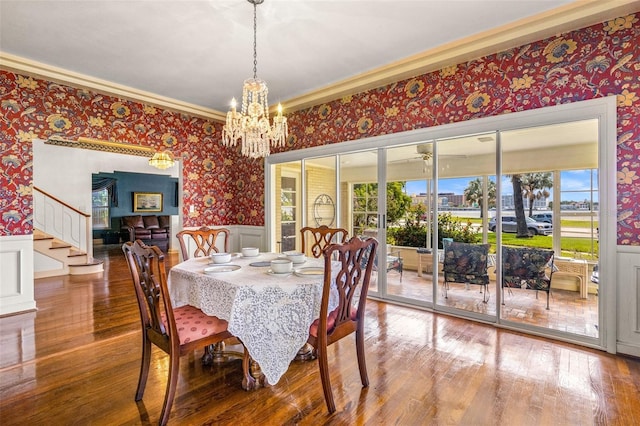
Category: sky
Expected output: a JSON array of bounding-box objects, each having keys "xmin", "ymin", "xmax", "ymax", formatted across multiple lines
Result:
[{"xmin": 404, "ymin": 170, "xmax": 598, "ymax": 202}]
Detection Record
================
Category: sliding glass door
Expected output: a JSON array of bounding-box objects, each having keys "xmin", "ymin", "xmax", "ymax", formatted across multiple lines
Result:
[
  {"xmin": 499, "ymin": 120, "xmax": 600, "ymax": 339},
  {"xmin": 339, "ymin": 150, "xmax": 382, "ymax": 294},
  {"xmin": 266, "ymin": 98, "xmax": 614, "ymax": 351},
  {"xmin": 432, "ymin": 134, "xmax": 497, "ymax": 320}
]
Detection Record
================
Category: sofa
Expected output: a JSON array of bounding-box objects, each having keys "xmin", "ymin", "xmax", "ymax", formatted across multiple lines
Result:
[{"xmin": 120, "ymin": 215, "xmax": 171, "ymax": 244}]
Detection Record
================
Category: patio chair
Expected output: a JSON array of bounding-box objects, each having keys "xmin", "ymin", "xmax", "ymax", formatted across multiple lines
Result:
[
  {"xmin": 176, "ymin": 226, "xmax": 230, "ymax": 260},
  {"xmin": 386, "ymin": 245, "xmax": 403, "ymax": 282},
  {"xmin": 300, "ymin": 225, "xmax": 348, "ymax": 258},
  {"xmin": 122, "ymin": 240, "xmax": 234, "ymax": 425},
  {"xmin": 307, "ymin": 236, "xmax": 378, "ymax": 413},
  {"xmin": 502, "ymin": 246, "xmax": 554, "ymax": 309},
  {"xmin": 442, "ymin": 242, "xmax": 491, "ymax": 302}
]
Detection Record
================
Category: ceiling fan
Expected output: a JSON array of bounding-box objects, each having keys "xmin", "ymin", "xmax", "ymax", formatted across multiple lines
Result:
[{"xmin": 389, "ymin": 143, "xmax": 467, "ymax": 172}]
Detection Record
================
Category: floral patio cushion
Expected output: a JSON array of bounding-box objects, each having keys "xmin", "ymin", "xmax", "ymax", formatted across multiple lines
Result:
[
  {"xmin": 443, "ymin": 242, "xmax": 490, "ymax": 285},
  {"xmin": 502, "ymin": 246, "xmax": 553, "ymax": 291}
]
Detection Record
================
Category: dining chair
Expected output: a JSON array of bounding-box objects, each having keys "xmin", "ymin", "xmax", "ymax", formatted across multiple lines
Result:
[
  {"xmin": 176, "ymin": 226, "xmax": 230, "ymax": 260},
  {"xmin": 307, "ymin": 236, "xmax": 378, "ymax": 413},
  {"xmin": 502, "ymin": 246, "xmax": 555, "ymax": 309},
  {"xmin": 442, "ymin": 241, "xmax": 491, "ymax": 302},
  {"xmin": 122, "ymin": 240, "xmax": 234, "ymax": 425},
  {"xmin": 300, "ymin": 225, "xmax": 348, "ymax": 258}
]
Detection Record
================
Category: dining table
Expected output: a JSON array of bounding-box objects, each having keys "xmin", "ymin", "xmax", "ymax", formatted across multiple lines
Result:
[{"xmin": 168, "ymin": 252, "xmax": 338, "ymax": 389}]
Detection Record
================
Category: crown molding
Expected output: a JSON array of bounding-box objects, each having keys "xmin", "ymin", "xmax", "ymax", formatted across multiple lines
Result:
[
  {"xmin": 3, "ymin": 0, "xmax": 639, "ymax": 119},
  {"xmin": 282, "ymin": 0, "xmax": 640, "ymax": 112},
  {"xmin": 0, "ymin": 52, "xmax": 226, "ymax": 122}
]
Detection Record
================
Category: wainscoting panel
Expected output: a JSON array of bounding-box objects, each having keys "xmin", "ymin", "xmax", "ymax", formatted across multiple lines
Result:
[
  {"xmin": 233, "ymin": 225, "xmax": 265, "ymax": 253},
  {"xmin": 617, "ymin": 246, "xmax": 640, "ymax": 357},
  {"xmin": 0, "ymin": 235, "xmax": 36, "ymax": 316}
]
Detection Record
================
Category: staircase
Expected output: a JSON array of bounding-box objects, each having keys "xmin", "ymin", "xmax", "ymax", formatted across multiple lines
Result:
[
  {"xmin": 33, "ymin": 229, "xmax": 104, "ymax": 278},
  {"xmin": 33, "ymin": 186, "xmax": 104, "ymax": 278}
]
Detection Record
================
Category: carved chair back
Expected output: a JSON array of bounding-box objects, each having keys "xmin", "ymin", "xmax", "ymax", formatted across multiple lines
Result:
[
  {"xmin": 176, "ymin": 226, "xmax": 231, "ymax": 260},
  {"xmin": 300, "ymin": 225, "xmax": 348, "ymax": 258}
]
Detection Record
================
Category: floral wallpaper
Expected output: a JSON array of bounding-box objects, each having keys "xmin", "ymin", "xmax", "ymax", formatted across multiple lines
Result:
[
  {"xmin": 1, "ymin": 13, "xmax": 640, "ymax": 244},
  {"xmin": 0, "ymin": 72, "xmax": 266, "ymax": 235},
  {"xmin": 278, "ymin": 14, "xmax": 640, "ymax": 246}
]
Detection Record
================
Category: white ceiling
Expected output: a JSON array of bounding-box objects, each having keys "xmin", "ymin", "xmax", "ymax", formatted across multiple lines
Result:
[{"xmin": 3, "ymin": 0, "xmax": 633, "ymax": 118}]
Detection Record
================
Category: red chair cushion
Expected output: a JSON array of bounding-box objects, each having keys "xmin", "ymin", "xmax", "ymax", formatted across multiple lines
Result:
[
  {"xmin": 166, "ymin": 305, "xmax": 229, "ymax": 345},
  {"xmin": 309, "ymin": 306, "xmax": 357, "ymax": 338}
]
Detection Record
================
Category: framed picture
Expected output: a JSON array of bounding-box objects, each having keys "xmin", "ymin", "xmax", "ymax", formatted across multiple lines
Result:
[{"xmin": 133, "ymin": 192, "xmax": 163, "ymax": 212}]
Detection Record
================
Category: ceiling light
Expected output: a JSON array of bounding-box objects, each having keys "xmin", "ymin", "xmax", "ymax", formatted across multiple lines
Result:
[
  {"xmin": 222, "ymin": 0, "xmax": 288, "ymax": 158},
  {"xmin": 148, "ymin": 151, "xmax": 175, "ymax": 169}
]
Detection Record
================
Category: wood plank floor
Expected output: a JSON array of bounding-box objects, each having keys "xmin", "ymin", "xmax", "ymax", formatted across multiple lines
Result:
[{"xmin": 1, "ymin": 244, "xmax": 638, "ymax": 425}]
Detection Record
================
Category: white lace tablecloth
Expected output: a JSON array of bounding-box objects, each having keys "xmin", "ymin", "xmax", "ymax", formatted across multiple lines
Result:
[{"xmin": 168, "ymin": 254, "xmax": 337, "ymax": 385}]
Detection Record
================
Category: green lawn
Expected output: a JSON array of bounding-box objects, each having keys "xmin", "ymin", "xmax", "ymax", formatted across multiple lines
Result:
[{"xmin": 484, "ymin": 233, "xmax": 598, "ymax": 260}]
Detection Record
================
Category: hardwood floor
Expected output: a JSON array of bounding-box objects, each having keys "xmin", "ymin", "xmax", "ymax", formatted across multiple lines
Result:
[{"xmin": 1, "ymin": 244, "xmax": 638, "ymax": 425}]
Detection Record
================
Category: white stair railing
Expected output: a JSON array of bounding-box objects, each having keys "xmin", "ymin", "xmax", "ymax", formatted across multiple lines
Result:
[{"xmin": 33, "ymin": 186, "xmax": 91, "ymax": 253}]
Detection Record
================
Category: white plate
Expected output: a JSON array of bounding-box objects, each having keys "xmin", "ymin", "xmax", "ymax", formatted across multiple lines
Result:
[
  {"xmin": 204, "ymin": 265, "xmax": 241, "ymax": 274},
  {"xmin": 266, "ymin": 269, "xmax": 291, "ymax": 277},
  {"xmin": 294, "ymin": 267, "xmax": 324, "ymax": 277},
  {"xmin": 242, "ymin": 254, "xmax": 260, "ymax": 258}
]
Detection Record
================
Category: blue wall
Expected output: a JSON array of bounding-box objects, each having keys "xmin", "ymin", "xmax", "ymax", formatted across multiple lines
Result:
[{"xmin": 93, "ymin": 171, "xmax": 179, "ymax": 235}]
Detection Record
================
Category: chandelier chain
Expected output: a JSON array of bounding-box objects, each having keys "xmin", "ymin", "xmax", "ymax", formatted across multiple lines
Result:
[{"xmin": 253, "ymin": 1, "xmax": 258, "ymax": 79}]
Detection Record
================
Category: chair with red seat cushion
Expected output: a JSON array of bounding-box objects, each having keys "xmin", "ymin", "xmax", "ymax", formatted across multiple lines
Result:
[
  {"xmin": 307, "ymin": 236, "xmax": 378, "ymax": 413},
  {"xmin": 122, "ymin": 240, "xmax": 234, "ymax": 425},
  {"xmin": 176, "ymin": 226, "xmax": 231, "ymax": 260}
]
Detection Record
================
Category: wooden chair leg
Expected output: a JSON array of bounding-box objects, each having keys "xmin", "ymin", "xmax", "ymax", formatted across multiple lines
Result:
[
  {"xmin": 160, "ymin": 353, "xmax": 180, "ymax": 426},
  {"xmin": 356, "ymin": 328, "xmax": 369, "ymax": 387},
  {"xmin": 317, "ymin": 345, "xmax": 336, "ymax": 414},
  {"xmin": 135, "ymin": 337, "xmax": 151, "ymax": 401}
]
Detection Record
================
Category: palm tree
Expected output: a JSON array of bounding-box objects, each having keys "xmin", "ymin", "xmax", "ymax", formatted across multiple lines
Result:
[
  {"xmin": 521, "ymin": 172, "xmax": 553, "ymax": 217},
  {"xmin": 511, "ymin": 174, "xmax": 530, "ymax": 238},
  {"xmin": 464, "ymin": 178, "xmax": 496, "ymax": 218}
]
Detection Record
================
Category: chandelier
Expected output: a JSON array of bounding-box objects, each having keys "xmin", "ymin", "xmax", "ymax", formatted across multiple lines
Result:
[
  {"xmin": 222, "ymin": 0, "xmax": 288, "ymax": 158},
  {"xmin": 148, "ymin": 151, "xmax": 175, "ymax": 169}
]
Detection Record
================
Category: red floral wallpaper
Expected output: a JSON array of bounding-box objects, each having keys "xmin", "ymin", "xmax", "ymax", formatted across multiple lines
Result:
[
  {"xmin": 1, "ymin": 13, "xmax": 639, "ymax": 244},
  {"xmin": 279, "ymin": 14, "xmax": 640, "ymax": 246},
  {"xmin": 0, "ymin": 73, "xmax": 266, "ymax": 234}
]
